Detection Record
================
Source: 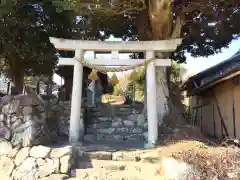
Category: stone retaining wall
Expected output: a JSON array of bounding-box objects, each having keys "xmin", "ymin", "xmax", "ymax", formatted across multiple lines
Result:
[
  {"xmin": 51, "ymin": 101, "xmax": 84, "ymax": 137},
  {"xmin": 0, "ymin": 94, "xmax": 51, "ymax": 147},
  {"xmin": 0, "ymin": 96, "xmax": 85, "ymax": 180},
  {"xmin": 0, "ymin": 139, "xmax": 74, "ymax": 180}
]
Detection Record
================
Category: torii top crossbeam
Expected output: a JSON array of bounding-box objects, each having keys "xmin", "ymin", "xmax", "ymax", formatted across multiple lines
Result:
[{"xmin": 49, "ymin": 37, "xmax": 182, "ymax": 52}]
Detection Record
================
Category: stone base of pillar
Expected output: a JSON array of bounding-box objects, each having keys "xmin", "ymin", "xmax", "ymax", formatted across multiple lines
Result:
[{"xmin": 144, "ymin": 142, "xmax": 156, "ymax": 148}]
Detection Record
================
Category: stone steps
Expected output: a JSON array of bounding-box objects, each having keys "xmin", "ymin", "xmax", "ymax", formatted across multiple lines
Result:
[
  {"xmin": 88, "ymin": 104, "xmax": 143, "ymax": 118},
  {"xmin": 89, "ymin": 111, "xmax": 141, "ymax": 117},
  {"xmin": 87, "ymin": 127, "xmax": 145, "ymax": 134},
  {"xmin": 84, "ymin": 133, "xmax": 146, "ymax": 142},
  {"xmin": 85, "ymin": 125, "xmax": 146, "ymax": 142},
  {"xmin": 84, "ymin": 103, "xmax": 147, "ymax": 147},
  {"xmin": 77, "ymin": 149, "xmax": 160, "ymax": 163},
  {"xmin": 76, "ymin": 159, "xmax": 161, "ymax": 180}
]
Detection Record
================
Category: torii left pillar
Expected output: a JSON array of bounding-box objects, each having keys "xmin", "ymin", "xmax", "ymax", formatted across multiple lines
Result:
[{"xmin": 69, "ymin": 50, "xmax": 84, "ymax": 143}]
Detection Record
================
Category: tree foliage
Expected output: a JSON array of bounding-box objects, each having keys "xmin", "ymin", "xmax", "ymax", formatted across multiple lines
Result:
[
  {"xmin": 0, "ymin": 1, "xmax": 85, "ymax": 91},
  {"xmin": 49, "ymin": 0, "xmax": 239, "ymax": 62},
  {"xmin": 0, "ymin": 0, "xmax": 239, "ymax": 92}
]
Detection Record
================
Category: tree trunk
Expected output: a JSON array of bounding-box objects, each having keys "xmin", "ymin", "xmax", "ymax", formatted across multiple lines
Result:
[
  {"xmin": 137, "ymin": 0, "xmax": 183, "ymax": 125},
  {"xmin": 8, "ymin": 56, "xmax": 24, "ymax": 94}
]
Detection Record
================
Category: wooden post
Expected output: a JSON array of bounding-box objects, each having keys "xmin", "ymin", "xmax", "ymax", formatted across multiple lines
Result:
[
  {"xmin": 232, "ymin": 85, "xmax": 236, "ymax": 138},
  {"xmin": 69, "ymin": 50, "xmax": 84, "ymax": 143},
  {"xmin": 92, "ymin": 52, "xmax": 97, "ymax": 106},
  {"xmin": 146, "ymin": 51, "xmax": 158, "ymax": 147}
]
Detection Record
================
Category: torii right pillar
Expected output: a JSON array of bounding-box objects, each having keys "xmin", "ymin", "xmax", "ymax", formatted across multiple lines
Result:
[{"xmin": 146, "ymin": 51, "xmax": 158, "ymax": 148}]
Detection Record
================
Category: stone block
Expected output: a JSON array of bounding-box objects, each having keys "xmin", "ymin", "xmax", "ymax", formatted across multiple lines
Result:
[
  {"xmin": 0, "ymin": 140, "xmax": 13, "ymax": 156},
  {"xmin": 115, "ymin": 128, "xmax": 129, "ymax": 133},
  {"xmin": 29, "ymin": 145, "xmax": 51, "ymax": 158},
  {"xmin": 137, "ymin": 114, "xmax": 146, "ymax": 127},
  {"xmin": 22, "ymin": 106, "xmax": 33, "ymax": 116},
  {"xmin": 50, "ymin": 146, "xmax": 72, "ymax": 158},
  {"xmin": 97, "ymin": 128, "xmax": 115, "ymax": 134},
  {"xmin": 15, "ymin": 147, "xmax": 30, "ymax": 166},
  {"xmin": 97, "ymin": 134, "xmax": 124, "ymax": 141},
  {"xmin": 131, "ymin": 128, "xmax": 144, "ymax": 134},
  {"xmin": 93, "ymin": 122, "xmax": 111, "ymax": 129},
  {"xmin": 83, "ymin": 151, "xmax": 112, "ymax": 160},
  {"xmin": 0, "ymin": 126, "xmax": 11, "ymax": 140},
  {"xmin": 60, "ymin": 155, "xmax": 72, "ymax": 174},
  {"xmin": 124, "ymin": 134, "xmax": 145, "ymax": 141},
  {"xmin": 84, "ymin": 134, "xmax": 96, "ymax": 142},
  {"xmin": 123, "ymin": 120, "xmax": 135, "ymax": 127},
  {"xmin": 12, "ymin": 157, "xmax": 38, "ymax": 180},
  {"xmin": 0, "ymin": 114, "xmax": 5, "ymax": 121},
  {"xmin": 112, "ymin": 120, "xmax": 123, "ymax": 128},
  {"xmin": 112, "ymin": 151, "xmax": 139, "ymax": 162},
  {"xmin": 38, "ymin": 158, "xmax": 60, "ymax": 178},
  {"xmin": 0, "ymin": 156, "xmax": 15, "ymax": 179},
  {"xmin": 2, "ymin": 100, "xmax": 20, "ymax": 115},
  {"xmin": 11, "ymin": 119, "xmax": 23, "ymax": 130},
  {"xmin": 40, "ymin": 174, "xmax": 68, "ymax": 180}
]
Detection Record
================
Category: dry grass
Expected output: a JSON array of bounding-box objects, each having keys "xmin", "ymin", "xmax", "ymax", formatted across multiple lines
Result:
[{"xmin": 157, "ymin": 125, "xmax": 240, "ymax": 179}]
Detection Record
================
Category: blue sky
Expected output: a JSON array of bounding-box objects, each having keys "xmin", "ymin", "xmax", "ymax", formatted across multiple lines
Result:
[{"xmin": 182, "ymin": 39, "xmax": 240, "ymax": 73}]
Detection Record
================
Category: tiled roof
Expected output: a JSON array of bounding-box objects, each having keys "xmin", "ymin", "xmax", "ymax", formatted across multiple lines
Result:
[{"xmin": 186, "ymin": 51, "xmax": 240, "ymax": 94}]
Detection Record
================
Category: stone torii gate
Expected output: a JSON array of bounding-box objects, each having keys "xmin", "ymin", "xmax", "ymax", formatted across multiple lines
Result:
[{"xmin": 50, "ymin": 37, "xmax": 182, "ymax": 147}]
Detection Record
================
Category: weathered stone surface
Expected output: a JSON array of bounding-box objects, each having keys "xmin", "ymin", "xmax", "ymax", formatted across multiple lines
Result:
[
  {"xmin": 97, "ymin": 117, "xmax": 109, "ymax": 121},
  {"xmin": 60, "ymin": 155, "xmax": 72, "ymax": 174},
  {"xmin": 11, "ymin": 115, "xmax": 18, "ymax": 121},
  {"xmin": 112, "ymin": 151, "xmax": 139, "ymax": 162},
  {"xmin": 0, "ymin": 95, "xmax": 12, "ymax": 108},
  {"xmin": 84, "ymin": 134, "xmax": 96, "ymax": 142},
  {"xmin": 143, "ymin": 132, "xmax": 148, "ymax": 140},
  {"xmin": 15, "ymin": 147, "xmax": 30, "ymax": 166},
  {"xmin": 97, "ymin": 128, "xmax": 115, "ymax": 134},
  {"xmin": 112, "ymin": 120, "xmax": 123, "ymax": 128},
  {"xmin": 128, "ymin": 114, "xmax": 139, "ymax": 121},
  {"xmin": 38, "ymin": 158, "xmax": 60, "ymax": 178},
  {"xmin": 50, "ymin": 146, "xmax": 72, "ymax": 158},
  {"xmin": 110, "ymin": 135, "xmax": 124, "ymax": 141},
  {"xmin": 93, "ymin": 122, "xmax": 111, "ymax": 129},
  {"xmin": 58, "ymin": 120, "xmax": 69, "ymax": 136},
  {"xmin": 0, "ymin": 126, "xmax": 11, "ymax": 140},
  {"xmin": 13, "ymin": 157, "xmax": 38, "ymax": 180},
  {"xmin": 123, "ymin": 120, "xmax": 135, "ymax": 127},
  {"xmin": 137, "ymin": 114, "xmax": 146, "ymax": 127},
  {"xmin": 22, "ymin": 106, "xmax": 33, "ymax": 116},
  {"xmin": 37, "ymin": 158, "xmax": 45, "ymax": 166},
  {"xmin": 160, "ymin": 157, "xmax": 200, "ymax": 179},
  {"xmin": 83, "ymin": 151, "xmax": 112, "ymax": 160},
  {"xmin": 143, "ymin": 122, "xmax": 148, "ymax": 130},
  {"xmin": 7, "ymin": 146, "xmax": 20, "ymax": 158},
  {"xmin": 2, "ymin": 100, "xmax": 20, "ymax": 115},
  {"xmin": 131, "ymin": 128, "xmax": 143, "ymax": 134},
  {"xmin": 14, "ymin": 94, "xmax": 41, "ymax": 106},
  {"xmin": 11, "ymin": 119, "xmax": 22, "ymax": 130},
  {"xmin": 125, "ymin": 134, "xmax": 144, "ymax": 141},
  {"xmin": 29, "ymin": 145, "xmax": 51, "ymax": 158},
  {"xmin": 0, "ymin": 156, "xmax": 15, "ymax": 178},
  {"xmin": 40, "ymin": 174, "xmax": 68, "ymax": 180},
  {"xmin": 97, "ymin": 134, "xmax": 124, "ymax": 141},
  {"xmin": 115, "ymin": 127, "xmax": 129, "ymax": 133},
  {"xmin": 0, "ymin": 140, "xmax": 13, "ymax": 156},
  {"xmin": 11, "ymin": 132, "xmax": 23, "ymax": 147},
  {"xmin": 0, "ymin": 121, "xmax": 4, "ymax": 127},
  {"xmin": 0, "ymin": 114, "xmax": 5, "ymax": 121},
  {"xmin": 6, "ymin": 115, "xmax": 11, "ymax": 127}
]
